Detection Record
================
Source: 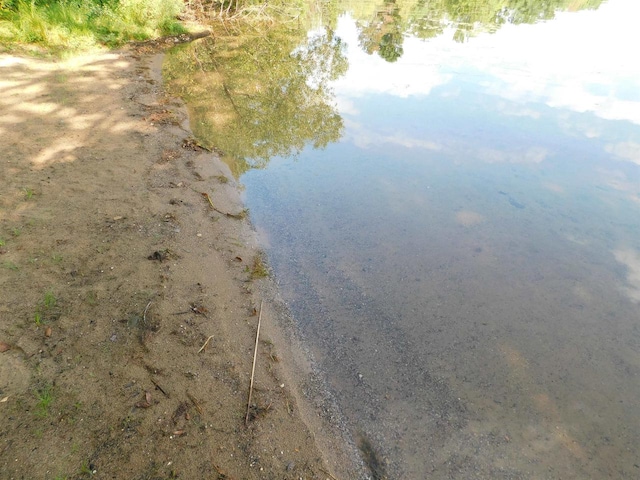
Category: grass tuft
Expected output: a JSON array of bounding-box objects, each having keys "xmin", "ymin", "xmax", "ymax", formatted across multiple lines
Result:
[
  {"xmin": 2, "ymin": 260, "xmax": 19, "ymax": 270},
  {"xmin": 35, "ymin": 384, "xmax": 53, "ymax": 417},
  {"xmin": 22, "ymin": 187, "xmax": 35, "ymax": 200},
  {"xmin": 34, "ymin": 288, "xmax": 59, "ymax": 325},
  {"xmin": 0, "ymin": 0, "xmax": 187, "ymax": 55},
  {"xmin": 44, "ymin": 289, "xmax": 57, "ymax": 308},
  {"xmin": 79, "ymin": 460, "xmax": 91, "ymax": 475},
  {"xmin": 251, "ymin": 254, "xmax": 269, "ymax": 279}
]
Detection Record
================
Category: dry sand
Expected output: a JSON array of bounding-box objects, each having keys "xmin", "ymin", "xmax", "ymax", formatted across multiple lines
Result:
[{"xmin": 0, "ymin": 46, "xmax": 364, "ymax": 479}]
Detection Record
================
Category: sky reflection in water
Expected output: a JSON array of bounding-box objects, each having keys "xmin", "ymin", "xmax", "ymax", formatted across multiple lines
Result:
[{"xmin": 171, "ymin": 1, "xmax": 640, "ymax": 477}]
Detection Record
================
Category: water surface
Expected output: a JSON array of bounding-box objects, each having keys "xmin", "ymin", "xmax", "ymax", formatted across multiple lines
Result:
[{"xmin": 166, "ymin": 1, "xmax": 640, "ymax": 477}]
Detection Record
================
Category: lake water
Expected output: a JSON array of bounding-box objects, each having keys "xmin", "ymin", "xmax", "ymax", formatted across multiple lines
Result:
[{"xmin": 166, "ymin": 1, "xmax": 640, "ymax": 477}]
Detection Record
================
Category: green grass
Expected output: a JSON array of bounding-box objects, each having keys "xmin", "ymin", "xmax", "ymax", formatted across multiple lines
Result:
[
  {"xmin": 250, "ymin": 254, "xmax": 268, "ymax": 279},
  {"xmin": 34, "ymin": 289, "xmax": 58, "ymax": 325},
  {"xmin": 0, "ymin": 237, "xmax": 5, "ymax": 246},
  {"xmin": 79, "ymin": 460, "xmax": 91, "ymax": 475},
  {"xmin": 2, "ymin": 260, "xmax": 19, "ymax": 270},
  {"xmin": 35, "ymin": 384, "xmax": 53, "ymax": 417},
  {"xmin": 44, "ymin": 289, "xmax": 56, "ymax": 308},
  {"xmin": 85, "ymin": 290, "xmax": 98, "ymax": 306},
  {"xmin": 22, "ymin": 187, "xmax": 34, "ymax": 200},
  {"xmin": 0, "ymin": 0, "xmax": 187, "ymax": 55}
]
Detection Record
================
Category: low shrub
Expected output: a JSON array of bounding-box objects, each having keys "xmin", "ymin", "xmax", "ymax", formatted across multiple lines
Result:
[{"xmin": 0, "ymin": 0, "xmax": 186, "ymax": 54}]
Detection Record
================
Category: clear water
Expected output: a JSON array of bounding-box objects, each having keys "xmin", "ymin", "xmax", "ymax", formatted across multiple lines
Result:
[{"xmin": 166, "ymin": 1, "xmax": 640, "ymax": 477}]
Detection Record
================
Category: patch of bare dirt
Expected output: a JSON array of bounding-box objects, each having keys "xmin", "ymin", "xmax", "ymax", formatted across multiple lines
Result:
[{"xmin": 0, "ymin": 49, "xmax": 360, "ymax": 480}]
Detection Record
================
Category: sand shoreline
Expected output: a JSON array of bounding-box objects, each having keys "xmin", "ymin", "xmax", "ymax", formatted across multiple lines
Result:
[{"xmin": 0, "ymin": 47, "xmax": 362, "ymax": 479}]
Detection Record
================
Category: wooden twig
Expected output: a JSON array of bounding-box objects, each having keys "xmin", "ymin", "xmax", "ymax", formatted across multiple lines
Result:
[
  {"xmin": 198, "ymin": 335, "xmax": 214, "ymax": 353},
  {"xmin": 213, "ymin": 462, "xmax": 235, "ymax": 479},
  {"xmin": 151, "ymin": 379, "xmax": 169, "ymax": 397},
  {"xmin": 187, "ymin": 391, "xmax": 203, "ymax": 415},
  {"xmin": 199, "ymin": 191, "xmax": 244, "ymax": 219},
  {"xmin": 143, "ymin": 301, "xmax": 152, "ymax": 324},
  {"xmin": 172, "ymin": 303, "xmax": 209, "ymax": 318},
  {"xmin": 201, "ymin": 191, "xmax": 215, "ymax": 208},
  {"xmin": 245, "ymin": 300, "xmax": 263, "ymax": 425},
  {"xmin": 320, "ymin": 468, "xmax": 339, "ymax": 480}
]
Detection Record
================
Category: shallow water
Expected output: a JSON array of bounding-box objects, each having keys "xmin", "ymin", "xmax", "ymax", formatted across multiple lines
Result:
[{"xmin": 167, "ymin": 1, "xmax": 640, "ymax": 477}]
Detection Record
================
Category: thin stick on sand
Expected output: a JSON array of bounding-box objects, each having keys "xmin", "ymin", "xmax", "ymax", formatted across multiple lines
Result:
[
  {"xmin": 198, "ymin": 335, "xmax": 214, "ymax": 353},
  {"xmin": 143, "ymin": 301, "xmax": 152, "ymax": 324},
  {"xmin": 245, "ymin": 300, "xmax": 263, "ymax": 425}
]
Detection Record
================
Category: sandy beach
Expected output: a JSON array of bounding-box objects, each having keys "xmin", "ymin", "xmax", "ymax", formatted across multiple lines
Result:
[{"xmin": 0, "ymin": 45, "xmax": 363, "ymax": 479}]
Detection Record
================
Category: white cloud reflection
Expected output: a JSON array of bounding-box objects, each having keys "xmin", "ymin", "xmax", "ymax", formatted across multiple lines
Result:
[
  {"xmin": 332, "ymin": 19, "xmax": 453, "ymax": 99},
  {"xmin": 343, "ymin": 113, "xmax": 548, "ymax": 165},
  {"xmin": 474, "ymin": 146, "xmax": 548, "ymax": 165},
  {"xmin": 334, "ymin": 0, "xmax": 640, "ymax": 126},
  {"xmin": 344, "ymin": 118, "xmax": 442, "ymax": 151},
  {"xmin": 613, "ymin": 248, "xmax": 640, "ymax": 303},
  {"xmin": 605, "ymin": 141, "xmax": 640, "ymax": 165}
]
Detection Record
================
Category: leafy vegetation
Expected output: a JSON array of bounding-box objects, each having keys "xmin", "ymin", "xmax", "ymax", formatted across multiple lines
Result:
[
  {"xmin": 0, "ymin": 0, "xmax": 186, "ymax": 54},
  {"xmin": 185, "ymin": 0, "xmax": 309, "ymax": 20},
  {"xmin": 0, "ymin": 0, "xmax": 605, "ymax": 57}
]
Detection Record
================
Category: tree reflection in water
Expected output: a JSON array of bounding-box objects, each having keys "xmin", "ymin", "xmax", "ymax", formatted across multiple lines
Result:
[
  {"xmin": 164, "ymin": 0, "xmax": 606, "ymax": 173},
  {"xmin": 352, "ymin": 0, "xmax": 605, "ymax": 62},
  {"xmin": 164, "ymin": 21, "xmax": 347, "ymax": 176}
]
